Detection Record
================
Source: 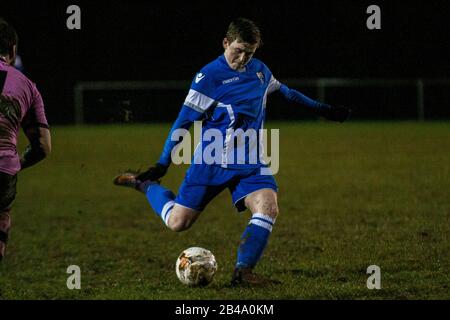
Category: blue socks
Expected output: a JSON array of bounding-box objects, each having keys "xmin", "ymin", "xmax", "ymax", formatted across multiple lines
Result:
[
  {"xmin": 236, "ymin": 213, "xmax": 276, "ymax": 269},
  {"xmin": 143, "ymin": 183, "xmax": 175, "ymax": 226}
]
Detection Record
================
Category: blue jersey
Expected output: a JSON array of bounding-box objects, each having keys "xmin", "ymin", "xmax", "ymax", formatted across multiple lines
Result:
[
  {"xmin": 158, "ymin": 54, "xmax": 325, "ymax": 170},
  {"xmin": 189, "ymin": 55, "xmax": 281, "ymax": 169}
]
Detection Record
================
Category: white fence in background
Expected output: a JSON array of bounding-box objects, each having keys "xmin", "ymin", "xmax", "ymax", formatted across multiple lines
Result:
[{"xmin": 73, "ymin": 78, "xmax": 450, "ymax": 124}]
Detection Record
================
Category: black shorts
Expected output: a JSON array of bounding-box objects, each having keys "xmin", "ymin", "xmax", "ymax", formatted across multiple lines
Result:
[{"xmin": 0, "ymin": 172, "xmax": 17, "ymax": 212}]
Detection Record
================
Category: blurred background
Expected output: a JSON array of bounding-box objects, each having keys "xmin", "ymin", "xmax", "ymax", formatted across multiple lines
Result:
[{"xmin": 2, "ymin": 0, "xmax": 450, "ymax": 124}]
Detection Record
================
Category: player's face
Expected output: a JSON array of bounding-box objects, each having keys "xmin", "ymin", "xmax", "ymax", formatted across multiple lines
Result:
[{"xmin": 223, "ymin": 38, "xmax": 258, "ymax": 71}]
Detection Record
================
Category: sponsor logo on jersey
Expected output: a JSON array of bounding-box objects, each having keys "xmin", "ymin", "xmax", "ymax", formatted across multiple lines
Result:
[{"xmin": 222, "ymin": 76, "xmax": 240, "ymax": 85}]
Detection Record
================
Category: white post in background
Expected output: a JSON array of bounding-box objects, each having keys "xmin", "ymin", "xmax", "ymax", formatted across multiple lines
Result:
[
  {"xmin": 74, "ymin": 83, "xmax": 84, "ymax": 125},
  {"xmin": 317, "ymin": 78, "xmax": 326, "ymax": 103},
  {"xmin": 417, "ymin": 79, "xmax": 424, "ymax": 122}
]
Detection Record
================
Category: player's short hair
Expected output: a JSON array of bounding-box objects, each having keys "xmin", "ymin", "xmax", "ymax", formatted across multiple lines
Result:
[
  {"xmin": 0, "ymin": 18, "xmax": 18, "ymax": 56},
  {"xmin": 226, "ymin": 18, "xmax": 262, "ymax": 47}
]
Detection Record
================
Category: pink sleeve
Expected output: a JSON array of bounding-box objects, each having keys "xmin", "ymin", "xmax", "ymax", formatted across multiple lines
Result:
[{"xmin": 21, "ymin": 84, "xmax": 49, "ymax": 129}]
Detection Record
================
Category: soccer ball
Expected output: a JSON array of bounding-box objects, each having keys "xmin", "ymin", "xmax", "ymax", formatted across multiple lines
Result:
[{"xmin": 175, "ymin": 247, "xmax": 218, "ymax": 286}]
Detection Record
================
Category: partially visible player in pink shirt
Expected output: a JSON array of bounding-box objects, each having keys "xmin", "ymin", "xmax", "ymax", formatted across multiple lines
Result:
[{"xmin": 0, "ymin": 18, "xmax": 51, "ymax": 261}]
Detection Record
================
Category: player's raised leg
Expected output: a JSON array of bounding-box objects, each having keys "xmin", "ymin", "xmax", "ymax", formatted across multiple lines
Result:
[
  {"xmin": 113, "ymin": 171, "xmax": 201, "ymax": 231},
  {"xmin": 232, "ymin": 188, "xmax": 280, "ymax": 286},
  {"xmin": 143, "ymin": 181, "xmax": 201, "ymax": 231}
]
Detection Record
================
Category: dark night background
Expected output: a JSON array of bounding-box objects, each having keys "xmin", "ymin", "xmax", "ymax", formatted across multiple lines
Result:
[{"xmin": 2, "ymin": 0, "xmax": 450, "ymax": 123}]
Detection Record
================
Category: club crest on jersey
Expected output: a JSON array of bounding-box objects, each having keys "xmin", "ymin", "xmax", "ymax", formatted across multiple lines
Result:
[{"xmin": 256, "ymin": 72, "xmax": 265, "ymax": 85}]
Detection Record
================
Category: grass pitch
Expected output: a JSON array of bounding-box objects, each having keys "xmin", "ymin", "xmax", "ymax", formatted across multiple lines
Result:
[{"xmin": 0, "ymin": 121, "xmax": 449, "ymax": 299}]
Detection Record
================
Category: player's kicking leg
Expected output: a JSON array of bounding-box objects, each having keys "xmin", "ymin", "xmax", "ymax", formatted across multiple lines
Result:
[{"xmin": 113, "ymin": 170, "xmax": 201, "ymax": 231}]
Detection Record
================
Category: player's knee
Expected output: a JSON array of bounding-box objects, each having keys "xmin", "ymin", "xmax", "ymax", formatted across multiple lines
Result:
[
  {"xmin": 257, "ymin": 200, "xmax": 278, "ymax": 219},
  {"xmin": 246, "ymin": 189, "xmax": 279, "ymax": 219},
  {"xmin": 167, "ymin": 214, "xmax": 193, "ymax": 232},
  {"xmin": 266, "ymin": 204, "xmax": 279, "ymax": 219},
  {"xmin": 168, "ymin": 220, "xmax": 192, "ymax": 232},
  {"xmin": 251, "ymin": 201, "xmax": 278, "ymax": 219},
  {"xmin": 166, "ymin": 205, "xmax": 200, "ymax": 232}
]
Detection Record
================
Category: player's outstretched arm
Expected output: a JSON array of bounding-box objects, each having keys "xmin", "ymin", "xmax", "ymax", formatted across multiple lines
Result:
[
  {"xmin": 20, "ymin": 126, "xmax": 51, "ymax": 170},
  {"xmin": 279, "ymin": 83, "xmax": 351, "ymax": 122},
  {"xmin": 136, "ymin": 105, "xmax": 203, "ymax": 182}
]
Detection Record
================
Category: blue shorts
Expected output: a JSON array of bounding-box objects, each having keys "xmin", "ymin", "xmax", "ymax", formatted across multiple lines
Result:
[{"xmin": 175, "ymin": 164, "xmax": 278, "ymax": 212}]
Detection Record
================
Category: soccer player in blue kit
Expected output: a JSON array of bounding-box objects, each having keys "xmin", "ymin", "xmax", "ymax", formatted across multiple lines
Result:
[{"xmin": 114, "ymin": 18, "xmax": 350, "ymax": 285}]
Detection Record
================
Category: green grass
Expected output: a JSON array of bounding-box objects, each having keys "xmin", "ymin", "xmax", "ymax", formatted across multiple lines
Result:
[{"xmin": 0, "ymin": 121, "xmax": 449, "ymax": 299}]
